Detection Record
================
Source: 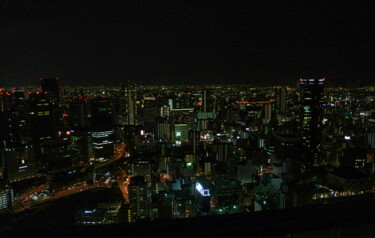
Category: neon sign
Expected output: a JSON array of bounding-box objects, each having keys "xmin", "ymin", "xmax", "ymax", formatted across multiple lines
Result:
[{"xmin": 196, "ymin": 182, "xmax": 210, "ymax": 196}]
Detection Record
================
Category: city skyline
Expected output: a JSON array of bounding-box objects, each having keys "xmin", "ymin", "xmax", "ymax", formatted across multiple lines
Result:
[
  {"xmin": 2, "ymin": 76, "xmax": 375, "ymax": 237},
  {"xmin": 1, "ymin": 1, "xmax": 375, "ymax": 237}
]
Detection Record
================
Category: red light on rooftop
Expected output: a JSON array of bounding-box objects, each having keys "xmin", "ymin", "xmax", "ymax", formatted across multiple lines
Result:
[
  {"xmin": 66, "ymin": 131, "xmax": 71, "ymax": 136},
  {"xmin": 36, "ymin": 91, "xmax": 40, "ymax": 94},
  {"xmin": 322, "ymin": 77, "xmax": 325, "ymax": 81}
]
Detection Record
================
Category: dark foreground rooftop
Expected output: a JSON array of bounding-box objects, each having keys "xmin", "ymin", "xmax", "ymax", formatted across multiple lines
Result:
[{"xmin": 3, "ymin": 195, "xmax": 375, "ymax": 238}]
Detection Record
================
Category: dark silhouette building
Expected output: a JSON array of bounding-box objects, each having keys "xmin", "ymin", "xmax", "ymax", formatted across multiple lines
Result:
[
  {"xmin": 41, "ymin": 78, "xmax": 59, "ymax": 97},
  {"xmin": 299, "ymin": 78, "xmax": 325, "ymax": 165}
]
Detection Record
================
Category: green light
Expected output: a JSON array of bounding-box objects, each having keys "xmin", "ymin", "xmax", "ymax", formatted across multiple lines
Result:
[{"xmin": 186, "ymin": 162, "xmax": 192, "ymax": 167}]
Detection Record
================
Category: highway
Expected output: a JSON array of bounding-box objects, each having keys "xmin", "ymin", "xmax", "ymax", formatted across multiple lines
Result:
[
  {"xmin": 12, "ymin": 142, "xmax": 129, "ymax": 214},
  {"xmin": 94, "ymin": 142, "xmax": 128, "ymax": 170},
  {"xmin": 12, "ymin": 183, "xmax": 104, "ymax": 213},
  {"xmin": 117, "ymin": 170, "xmax": 130, "ymax": 203}
]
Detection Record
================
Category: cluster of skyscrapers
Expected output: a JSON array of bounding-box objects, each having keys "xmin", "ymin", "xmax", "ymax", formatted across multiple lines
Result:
[{"xmin": 1, "ymin": 78, "xmax": 375, "ymax": 226}]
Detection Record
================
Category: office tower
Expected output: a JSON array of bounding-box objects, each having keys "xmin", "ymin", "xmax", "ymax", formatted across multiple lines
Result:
[
  {"xmin": 27, "ymin": 92, "xmax": 57, "ymax": 168},
  {"xmin": 69, "ymin": 100, "xmax": 90, "ymax": 129},
  {"xmin": 89, "ymin": 97, "xmax": 115, "ymax": 162},
  {"xmin": 121, "ymin": 81, "xmax": 137, "ymax": 125},
  {"xmin": 91, "ymin": 130, "xmax": 114, "ymax": 162},
  {"xmin": 156, "ymin": 121, "xmax": 172, "ymax": 142},
  {"xmin": 264, "ymin": 103, "xmax": 272, "ymax": 123},
  {"xmin": 41, "ymin": 78, "xmax": 59, "ymax": 96},
  {"xmin": 299, "ymin": 78, "xmax": 325, "ymax": 164},
  {"xmin": 68, "ymin": 100, "xmax": 92, "ymax": 164},
  {"xmin": 201, "ymin": 89, "xmax": 214, "ymax": 113},
  {"xmin": 0, "ymin": 94, "xmax": 36, "ymax": 181},
  {"xmin": 70, "ymin": 130, "xmax": 93, "ymax": 164},
  {"xmin": 0, "ymin": 111, "xmax": 18, "ymax": 148},
  {"xmin": 41, "ymin": 138, "xmax": 72, "ymax": 172},
  {"xmin": 0, "ymin": 182, "xmax": 14, "ymax": 210},
  {"xmin": 140, "ymin": 96, "xmax": 157, "ymax": 129},
  {"xmin": 131, "ymin": 157, "xmax": 152, "ymax": 186},
  {"xmin": 237, "ymin": 160, "xmax": 253, "ymax": 184},
  {"xmin": 40, "ymin": 78, "xmax": 60, "ymax": 105},
  {"xmin": 128, "ymin": 176, "xmax": 149, "ymax": 222},
  {"xmin": 1, "ymin": 140, "xmax": 36, "ymax": 182},
  {"xmin": 13, "ymin": 88, "xmax": 25, "ymax": 106},
  {"xmin": 26, "ymin": 78, "xmax": 62, "ymax": 165}
]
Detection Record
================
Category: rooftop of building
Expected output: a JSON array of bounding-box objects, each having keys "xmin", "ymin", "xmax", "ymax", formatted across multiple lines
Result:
[
  {"xmin": 330, "ymin": 166, "xmax": 366, "ymax": 179},
  {"xmin": 3, "ymin": 194, "xmax": 375, "ymax": 238}
]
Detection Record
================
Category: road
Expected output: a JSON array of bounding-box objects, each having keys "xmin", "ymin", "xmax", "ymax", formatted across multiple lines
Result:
[
  {"xmin": 12, "ymin": 142, "xmax": 130, "ymax": 214},
  {"xmin": 19, "ymin": 184, "xmax": 46, "ymax": 203},
  {"xmin": 117, "ymin": 170, "xmax": 130, "ymax": 203},
  {"xmin": 13, "ymin": 183, "xmax": 105, "ymax": 213}
]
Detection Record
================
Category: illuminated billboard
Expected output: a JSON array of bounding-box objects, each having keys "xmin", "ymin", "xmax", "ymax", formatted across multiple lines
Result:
[{"xmin": 196, "ymin": 182, "xmax": 210, "ymax": 196}]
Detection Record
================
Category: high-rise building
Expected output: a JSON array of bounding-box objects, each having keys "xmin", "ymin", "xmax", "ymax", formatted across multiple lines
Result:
[
  {"xmin": 91, "ymin": 130, "xmax": 114, "ymax": 162},
  {"xmin": 69, "ymin": 100, "xmax": 90, "ymax": 129},
  {"xmin": 140, "ymin": 96, "xmax": 157, "ymax": 129},
  {"xmin": 13, "ymin": 88, "xmax": 25, "ymax": 106},
  {"xmin": 264, "ymin": 103, "xmax": 272, "ymax": 123},
  {"xmin": 70, "ymin": 130, "xmax": 93, "ymax": 164},
  {"xmin": 40, "ymin": 78, "xmax": 60, "ymax": 105},
  {"xmin": 128, "ymin": 176, "xmax": 149, "ymax": 222},
  {"xmin": 156, "ymin": 121, "xmax": 172, "ymax": 142},
  {"xmin": 1, "ymin": 141, "xmax": 36, "ymax": 182},
  {"xmin": 0, "ymin": 181, "xmax": 14, "ymax": 210},
  {"xmin": 237, "ymin": 160, "xmax": 253, "ymax": 184},
  {"xmin": 299, "ymin": 78, "xmax": 325, "ymax": 164},
  {"xmin": 41, "ymin": 138, "xmax": 72, "ymax": 173},
  {"xmin": 41, "ymin": 78, "xmax": 59, "ymax": 96},
  {"xmin": 121, "ymin": 81, "xmax": 137, "ymax": 125},
  {"xmin": 27, "ymin": 92, "xmax": 58, "ymax": 168}
]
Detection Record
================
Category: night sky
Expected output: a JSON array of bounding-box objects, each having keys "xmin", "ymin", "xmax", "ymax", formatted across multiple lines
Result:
[{"xmin": 1, "ymin": 0, "xmax": 374, "ymax": 87}]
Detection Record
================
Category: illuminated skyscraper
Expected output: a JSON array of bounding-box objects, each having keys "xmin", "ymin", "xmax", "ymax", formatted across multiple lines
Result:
[
  {"xmin": 91, "ymin": 130, "xmax": 114, "ymax": 162},
  {"xmin": 299, "ymin": 78, "xmax": 325, "ymax": 164},
  {"xmin": 121, "ymin": 81, "xmax": 137, "ymax": 125}
]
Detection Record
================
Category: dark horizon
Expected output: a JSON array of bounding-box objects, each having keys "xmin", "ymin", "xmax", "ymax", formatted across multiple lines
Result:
[
  {"xmin": 0, "ymin": 77, "xmax": 366, "ymax": 89},
  {"xmin": 1, "ymin": 1, "xmax": 373, "ymax": 87}
]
